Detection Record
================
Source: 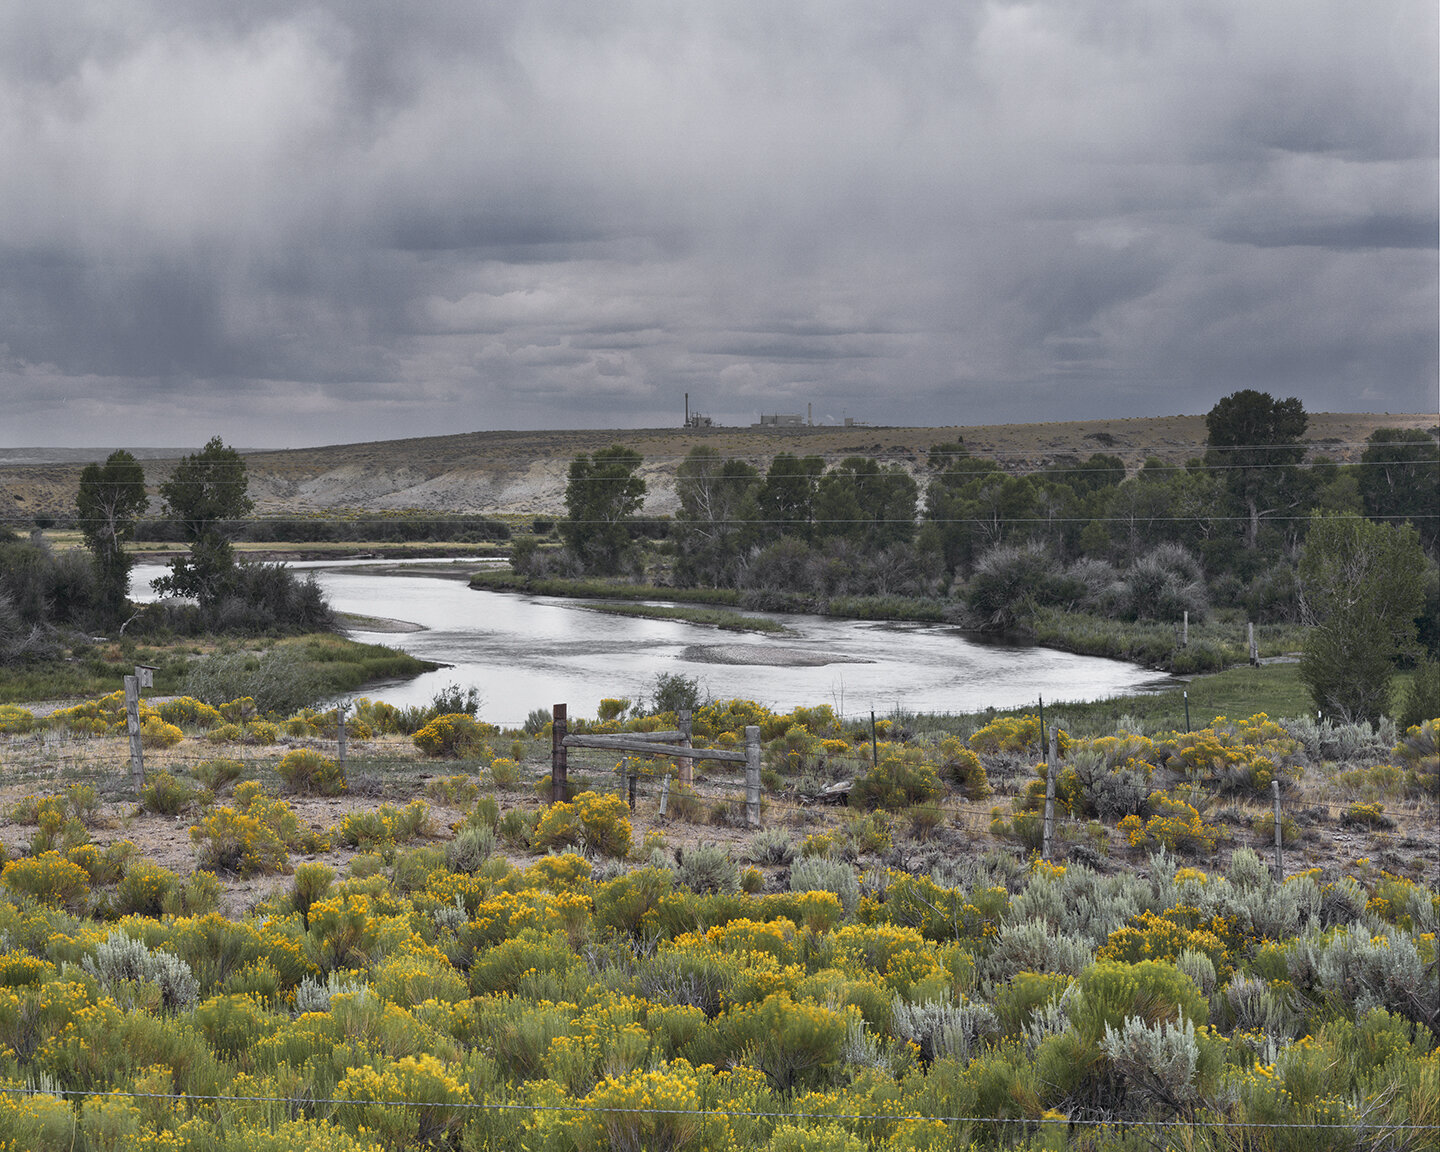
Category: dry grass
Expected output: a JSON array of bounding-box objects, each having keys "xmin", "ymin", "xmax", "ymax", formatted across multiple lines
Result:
[{"xmin": 5, "ymin": 412, "xmax": 1433, "ymax": 521}]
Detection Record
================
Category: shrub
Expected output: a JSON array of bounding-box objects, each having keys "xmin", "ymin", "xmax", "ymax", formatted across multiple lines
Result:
[
  {"xmin": 334, "ymin": 801, "xmax": 432, "ymax": 850},
  {"xmin": 192, "ymin": 758, "xmax": 246, "ymax": 793},
  {"xmin": 190, "ymin": 783, "xmax": 316, "ymax": 876},
  {"xmin": 156, "ymin": 696, "xmax": 224, "ymax": 730},
  {"xmin": 740, "ymin": 866, "xmax": 765, "ymax": 894},
  {"xmin": 424, "ymin": 774, "xmax": 479, "ymax": 805},
  {"xmin": 1, "ymin": 851, "xmax": 90, "ymax": 908},
  {"xmin": 939, "ymin": 743, "xmax": 991, "ymax": 800},
  {"xmin": 412, "ymin": 713, "xmax": 494, "ymax": 758},
  {"xmin": 446, "ymin": 825, "xmax": 495, "ymax": 873},
  {"xmin": 246, "ymin": 719, "xmax": 279, "ymax": 744},
  {"xmin": 1339, "ymin": 802, "xmax": 1395, "ymax": 830},
  {"xmin": 275, "ymin": 748, "xmax": 346, "ymax": 796},
  {"xmin": 907, "ymin": 803, "xmax": 945, "ymax": 841},
  {"xmin": 139, "ymin": 715, "xmax": 184, "ymax": 749},
  {"xmin": 0, "ymin": 704, "xmax": 35, "ymax": 734},
  {"xmin": 744, "ymin": 827, "xmax": 796, "ymax": 866},
  {"xmin": 790, "ymin": 855, "xmax": 859, "ymax": 916},
  {"xmin": 206, "ymin": 723, "xmax": 243, "ymax": 744},
  {"xmin": 498, "ymin": 809, "xmax": 537, "ymax": 848},
  {"xmin": 676, "ymin": 843, "xmax": 738, "ymax": 894},
  {"xmin": 82, "ymin": 930, "xmax": 199, "ymax": 1013},
  {"xmin": 533, "ymin": 791, "xmax": 632, "ymax": 858},
  {"xmin": 489, "ymin": 757, "xmax": 523, "ymax": 785},
  {"xmin": 114, "ymin": 862, "xmax": 182, "ymax": 917},
  {"xmin": 851, "ymin": 751, "xmax": 943, "ymax": 811},
  {"xmin": 140, "ymin": 771, "xmax": 197, "ymax": 815}
]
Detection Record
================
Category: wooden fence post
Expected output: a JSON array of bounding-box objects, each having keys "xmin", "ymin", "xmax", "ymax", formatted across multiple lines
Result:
[
  {"xmin": 1248, "ymin": 622, "xmax": 1259, "ymax": 665},
  {"xmin": 551, "ymin": 704, "xmax": 568, "ymax": 804},
  {"xmin": 626, "ymin": 761, "xmax": 638, "ymax": 811},
  {"xmin": 678, "ymin": 708, "xmax": 693, "ymax": 789},
  {"xmin": 1272, "ymin": 780, "xmax": 1283, "ymax": 882},
  {"xmin": 744, "ymin": 726, "xmax": 762, "ymax": 828},
  {"xmin": 1183, "ymin": 610, "xmax": 1189, "ymax": 647},
  {"xmin": 1042, "ymin": 725, "xmax": 1059, "ymax": 861},
  {"xmin": 124, "ymin": 675, "xmax": 144, "ymax": 789},
  {"xmin": 336, "ymin": 702, "xmax": 348, "ymax": 769},
  {"xmin": 659, "ymin": 775, "xmax": 670, "ymax": 817}
]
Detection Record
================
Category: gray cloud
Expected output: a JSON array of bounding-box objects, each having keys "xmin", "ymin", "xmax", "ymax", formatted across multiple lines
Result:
[{"xmin": 0, "ymin": 0, "xmax": 1434, "ymax": 448}]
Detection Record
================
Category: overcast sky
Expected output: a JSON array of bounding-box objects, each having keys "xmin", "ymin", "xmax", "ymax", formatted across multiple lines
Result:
[{"xmin": 1, "ymin": 1, "xmax": 1435, "ymax": 448}]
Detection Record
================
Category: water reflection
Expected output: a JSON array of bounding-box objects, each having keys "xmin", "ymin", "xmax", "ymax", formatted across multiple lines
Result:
[{"xmin": 131, "ymin": 561, "xmax": 1175, "ymax": 727}]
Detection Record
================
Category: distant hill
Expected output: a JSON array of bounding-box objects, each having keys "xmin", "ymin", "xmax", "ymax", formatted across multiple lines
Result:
[{"xmin": 3, "ymin": 413, "xmax": 1435, "ymax": 522}]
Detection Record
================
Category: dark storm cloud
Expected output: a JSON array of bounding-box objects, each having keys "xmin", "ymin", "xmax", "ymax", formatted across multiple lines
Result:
[{"xmin": 0, "ymin": 0, "xmax": 1434, "ymax": 447}]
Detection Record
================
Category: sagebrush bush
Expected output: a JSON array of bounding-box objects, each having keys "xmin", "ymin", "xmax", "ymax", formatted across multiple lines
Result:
[
  {"xmin": 82, "ymin": 930, "xmax": 199, "ymax": 1013},
  {"xmin": 140, "ymin": 771, "xmax": 196, "ymax": 816},
  {"xmin": 676, "ymin": 842, "xmax": 738, "ymax": 894},
  {"xmin": 275, "ymin": 748, "xmax": 346, "ymax": 796},
  {"xmin": 790, "ymin": 855, "xmax": 859, "ymax": 916},
  {"xmin": 744, "ymin": 827, "xmax": 796, "ymax": 866},
  {"xmin": 192, "ymin": 758, "xmax": 245, "ymax": 793}
]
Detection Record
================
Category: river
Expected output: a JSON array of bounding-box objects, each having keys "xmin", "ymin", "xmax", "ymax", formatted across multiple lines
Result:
[{"xmin": 131, "ymin": 560, "xmax": 1175, "ymax": 728}]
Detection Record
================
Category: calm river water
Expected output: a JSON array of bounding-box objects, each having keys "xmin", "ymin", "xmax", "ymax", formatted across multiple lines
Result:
[{"xmin": 132, "ymin": 560, "xmax": 1175, "ymax": 728}]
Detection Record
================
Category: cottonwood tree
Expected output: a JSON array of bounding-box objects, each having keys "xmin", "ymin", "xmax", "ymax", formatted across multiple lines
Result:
[
  {"xmin": 1204, "ymin": 390, "xmax": 1309, "ymax": 550},
  {"xmin": 153, "ymin": 436, "xmax": 254, "ymax": 605},
  {"xmin": 561, "ymin": 445, "xmax": 647, "ymax": 575},
  {"xmin": 673, "ymin": 447, "xmax": 759, "ymax": 586},
  {"xmin": 1359, "ymin": 428, "xmax": 1440, "ymax": 555},
  {"xmin": 1298, "ymin": 512, "xmax": 1428, "ymax": 725},
  {"xmin": 76, "ymin": 450, "xmax": 148, "ymax": 625}
]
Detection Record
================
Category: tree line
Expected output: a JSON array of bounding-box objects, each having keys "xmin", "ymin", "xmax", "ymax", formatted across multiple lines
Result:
[
  {"xmin": 541, "ymin": 392, "xmax": 1437, "ymax": 725},
  {"xmin": 1, "ymin": 438, "xmax": 332, "ymax": 656}
]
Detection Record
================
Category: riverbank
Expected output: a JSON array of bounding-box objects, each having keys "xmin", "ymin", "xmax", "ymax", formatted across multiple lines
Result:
[{"xmin": 467, "ymin": 568, "xmax": 1303, "ymax": 674}]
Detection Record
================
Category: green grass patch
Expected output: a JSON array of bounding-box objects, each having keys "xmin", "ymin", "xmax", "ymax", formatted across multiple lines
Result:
[
  {"xmin": 0, "ymin": 634, "xmax": 434, "ymax": 706},
  {"xmin": 581, "ymin": 602, "xmax": 790, "ymax": 633},
  {"xmin": 469, "ymin": 569, "xmax": 744, "ymax": 607},
  {"xmin": 899, "ymin": 662, "xmax": 1313, "ymax": 740},
  {"xmin": 1029, "ymin": 608, "xmax": 1307, "ymax": 674}
]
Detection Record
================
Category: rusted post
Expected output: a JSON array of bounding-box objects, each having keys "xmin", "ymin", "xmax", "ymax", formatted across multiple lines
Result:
[
  {"xmin": 551, "ymin": 703, "xmax": 568, "ymax": 805},
  {"xmin": 744, "ymin": 725, "xmax": 762, "ymax": 828},
  {"xmin": 124, "ymin": 675, "xmax": 144, "ymax": 788},
  {"xmin": 678, "ymin": 708, "xmax": 693, "ymax": 789},
  {"xmin": 1042, "ymin": 725, "xmax": 1059, "ymax": 861}
]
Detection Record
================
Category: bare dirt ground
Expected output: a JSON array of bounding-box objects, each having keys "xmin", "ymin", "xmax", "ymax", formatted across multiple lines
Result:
[{"xmin": 5, "ymin": 413, "xmax": 1434, "ymax": 522}]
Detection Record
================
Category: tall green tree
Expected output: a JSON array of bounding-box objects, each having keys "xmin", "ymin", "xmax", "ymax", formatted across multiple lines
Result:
[
  {"xmin": 1298, "ymin": 513, "xmax": 1429, "ymax": 724},
  {"xmin": 1204, "ymin": 389, "xmax": 1308, "ymax": 550},
  {"xmin": 153, "ymin": 436, "xmax": 254, "ymax": 605},
  {"xmin": 673, "ymin": 447, "xmax": 760, "ymax": 586},
  {"xmin": 755, "ymin": 453, "xmax": 825, "ymax": 541},
  {"xmin": 1359, "ymin": 428, "xmax": 1440, "ymax": 554},
  {"xmin": 813, "ymin": 457, "xmax": 917, "ymax": 549},
  {"xmin": 560, "ymin": 445, "xmax": 647, "ymax": 574},
  {"xmin": 76, "ymin": 450, "xmax": 149, "ymax": 625}
]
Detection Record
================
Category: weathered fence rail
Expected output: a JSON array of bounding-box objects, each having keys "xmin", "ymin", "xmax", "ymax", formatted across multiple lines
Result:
[{"xmin": 551, "ymin": 704, "xmax": 762, "ymax": 827}]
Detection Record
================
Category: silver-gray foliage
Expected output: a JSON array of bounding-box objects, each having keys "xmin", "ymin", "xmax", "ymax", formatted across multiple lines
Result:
[
  {"xmin": 82, "ymin": 931, "xmax": 199, "ymax": 1014},
  {"xmin": 293, "ymin": 972, "xmax": 370, "ymax": 1016},
  {"xmin": 1102, "ymin": 1016, "xmax": 1202, "ymax": 1108},
  {"xmin": 890, "ymin": 997, "xmax": 998, "ymax": 1063},
  {"xmin": 789, "ymin": 856, "xmax": 859, "ymax": 915}
]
